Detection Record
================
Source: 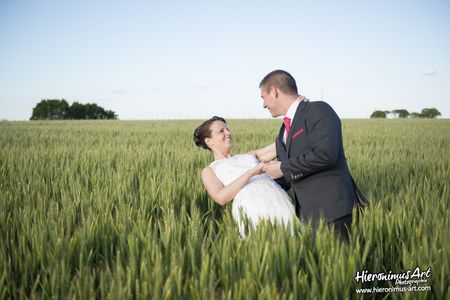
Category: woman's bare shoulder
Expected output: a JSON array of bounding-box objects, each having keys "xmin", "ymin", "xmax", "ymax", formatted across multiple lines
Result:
[{"xmin": 201, "ymin": 166, "xmax": 214, "ymax": 177}]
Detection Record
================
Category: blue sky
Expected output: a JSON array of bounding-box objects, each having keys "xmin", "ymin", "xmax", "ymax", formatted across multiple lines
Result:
[{"xmin": 1, "ymin": 0, "xmax": 449, "ymax": 120}]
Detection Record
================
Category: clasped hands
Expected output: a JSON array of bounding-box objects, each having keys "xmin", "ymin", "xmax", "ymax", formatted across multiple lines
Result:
[{"xmin": 254, "ymin": 161, "xmax": 283, "ymax": 179}]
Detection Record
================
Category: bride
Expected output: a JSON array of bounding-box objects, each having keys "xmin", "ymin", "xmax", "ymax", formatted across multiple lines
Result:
[{"xmin": 193, "ymin": 116, "xmax": 296, "ymax": 237}]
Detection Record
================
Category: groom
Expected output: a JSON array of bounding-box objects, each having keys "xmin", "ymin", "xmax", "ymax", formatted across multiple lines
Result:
[{"xmin": 262, "ymin": 70, "xmax": 356, "ymax": 239}]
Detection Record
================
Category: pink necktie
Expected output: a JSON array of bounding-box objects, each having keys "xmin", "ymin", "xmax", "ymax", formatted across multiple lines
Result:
[{"xmin": 283, "ymin": 117, "xmax": 291, "ymax": 138}]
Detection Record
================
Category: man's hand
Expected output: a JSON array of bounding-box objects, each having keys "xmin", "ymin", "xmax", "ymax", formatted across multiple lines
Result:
[{"xmin": 264, "ymin": 161, "xmax": 283, "ymax": 179}]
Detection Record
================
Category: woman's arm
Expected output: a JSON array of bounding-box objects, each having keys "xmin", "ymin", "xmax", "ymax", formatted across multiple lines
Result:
[
  {"xmin": 201, "ymin": 162, "xmax": 267, "ymax": 206},
  {"xmin": 248, "ymin": 143, "xmax": 276, "ymax": 162}
]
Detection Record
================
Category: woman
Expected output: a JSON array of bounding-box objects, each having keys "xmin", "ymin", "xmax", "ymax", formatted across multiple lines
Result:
[{"xmin": 193, "ymin": 116, "xmax": 296, "ymax": 237}]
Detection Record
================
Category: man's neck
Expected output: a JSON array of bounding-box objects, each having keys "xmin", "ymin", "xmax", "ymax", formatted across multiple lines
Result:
[{"xmin": 282, "ymin": 95, "xmax": 300, "ymax": 116}]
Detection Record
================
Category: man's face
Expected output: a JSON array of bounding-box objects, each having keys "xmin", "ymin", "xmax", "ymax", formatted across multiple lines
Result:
[{"xmin": 261, "ymin": 87, "xmax": 280, "ymax": 118}]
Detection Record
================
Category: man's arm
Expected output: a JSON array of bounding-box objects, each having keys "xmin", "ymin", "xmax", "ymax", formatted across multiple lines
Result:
[
  {"xmin": 280, "ymin": 102, "xmax": 342, "ymax": 182},
  {"xmin": 265, "ymin": 139, "xmax": 291, "ymax": 191}
]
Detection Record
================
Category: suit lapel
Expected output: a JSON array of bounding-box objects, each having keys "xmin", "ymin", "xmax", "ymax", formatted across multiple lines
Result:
[
  {"xmin": 276, "ymin": 122, "xmax": 286, "ymax": 153},
  {"xmin": 286, "ymin": 100, "xmax": 308, "ymax": 155}
]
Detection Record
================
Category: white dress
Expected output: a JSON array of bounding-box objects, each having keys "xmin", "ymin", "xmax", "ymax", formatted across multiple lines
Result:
[{"xmin": 209, "ymin": 154, "xmax": 296, "ymax": 237}]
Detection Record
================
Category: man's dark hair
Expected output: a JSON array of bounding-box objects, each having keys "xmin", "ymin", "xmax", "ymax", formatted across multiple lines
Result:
[
  {"xmin": 193, "ymin": 116, "xmax": 227, "ymax": 151},
  {"xmin": 259, "ymin": 70, "xmax": 298, "ymax": 96}
]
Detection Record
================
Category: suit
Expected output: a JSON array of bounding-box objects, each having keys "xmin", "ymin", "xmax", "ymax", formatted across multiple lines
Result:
[{"xmin": 276, "ymin": 100, "xmax": 356, "ymax": 230}]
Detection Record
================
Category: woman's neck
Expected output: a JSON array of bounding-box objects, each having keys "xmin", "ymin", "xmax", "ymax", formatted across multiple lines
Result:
[{"xmin": 213, "ymin": 149, "xmax": 232, "ymax": 161}]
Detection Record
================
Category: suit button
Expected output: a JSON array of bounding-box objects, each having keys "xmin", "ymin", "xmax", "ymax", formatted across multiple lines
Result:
[{"xmin": 300, "ymin": 173, "xmax": 303, "ymax": 177}]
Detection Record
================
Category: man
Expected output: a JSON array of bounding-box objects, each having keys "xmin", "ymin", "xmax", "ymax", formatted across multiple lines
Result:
[{"xmin": 262, "ymin": 70, "xmax": 356, "ymax": 239}]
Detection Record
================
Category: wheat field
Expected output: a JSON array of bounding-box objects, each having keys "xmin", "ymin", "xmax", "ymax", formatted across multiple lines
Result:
[{"xmin": 0, "ymin": 119, "xmax": 448, "ymax": 299}]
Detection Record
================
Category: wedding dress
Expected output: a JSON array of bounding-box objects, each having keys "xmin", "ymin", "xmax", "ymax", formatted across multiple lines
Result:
[{"xmin": 209, "ymin": 154, "xmax": 296, "ymax": 237}]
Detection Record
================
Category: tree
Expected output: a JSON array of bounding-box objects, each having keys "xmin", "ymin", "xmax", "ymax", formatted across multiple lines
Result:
[
  {"xmin": 66, "ymin": 102, "xmax": 118, "ymax": 119},
  {"xmin": 30, "ymin": 99, "xmax": 69, "ymax": 120},
  {"xmin": 84, "ymin": 103, "xmax": 118, "ymax": 119},
  {"xmin": 66, "ymin": 102, "xmax": 87, "ymax": 119},
  {"xmin": 31, "ymin": 99, "xmax": 118, "ymax": 120},
  {"xmin": 86, "ymin": 103, "xmax": 105, "ymax": 119},
  {"xmin": 420, "ymin": 108, "xmax": 441, "ymax": 118},
  {"xmin": 370, "ymin": 107, "xmax": 441, "ymax": 119},
  {"xmin": 392, "ymin": 109, "xmax": 409, "ymax": 118},
  {"xmin": 370, "ymin": 110, "xmax": 387, "ymax": 118},
  {"xmin": 104, "ymin": 110, "xmax": 118, "ymax": 119}
]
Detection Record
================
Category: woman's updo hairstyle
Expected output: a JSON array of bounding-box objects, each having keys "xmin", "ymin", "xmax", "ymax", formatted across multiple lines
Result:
[{"xmin": 193, "ymin": 116, "xmax": 227, "ymax": 151}]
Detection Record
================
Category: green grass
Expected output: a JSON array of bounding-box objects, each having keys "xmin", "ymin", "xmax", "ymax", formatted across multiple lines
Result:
[{"xmin": 0, "ymin": 119, "xmax": 449, "ymax": 299}]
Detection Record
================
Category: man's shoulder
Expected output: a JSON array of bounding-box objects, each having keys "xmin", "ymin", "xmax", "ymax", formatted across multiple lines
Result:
[
  {"xmin": 304, "ymin": 100, "xmax": 335, "ymax": 115},
  {"xmin": 308, "ymin": 100, "xmax": 332, "ymax": 109}
]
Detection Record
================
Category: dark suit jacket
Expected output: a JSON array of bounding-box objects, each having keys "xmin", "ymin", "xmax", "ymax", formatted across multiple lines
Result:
[{"xmin": 276, "ymin": 100, "xmax": 355, "ymax": 226}]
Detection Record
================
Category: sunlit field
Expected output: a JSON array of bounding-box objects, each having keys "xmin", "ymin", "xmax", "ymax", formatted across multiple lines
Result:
[{"xmin": 1, "ymin": 119, "xmax": 448, "ymax": 299}]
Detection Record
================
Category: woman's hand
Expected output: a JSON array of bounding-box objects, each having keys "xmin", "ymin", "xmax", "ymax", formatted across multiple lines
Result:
[{"xmin": 249, "ymin": 162, "xmax": 268, "ymax": 176}]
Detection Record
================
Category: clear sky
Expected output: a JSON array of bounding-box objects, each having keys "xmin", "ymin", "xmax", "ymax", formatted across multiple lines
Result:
[{"xmin": 1, "ymin": 0, "xmax": 449, "ymax": 120}]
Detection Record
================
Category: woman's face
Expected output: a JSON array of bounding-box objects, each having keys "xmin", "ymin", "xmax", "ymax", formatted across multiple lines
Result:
[{"xmin": 206, "ymin": 120, "xmax": 232, "ymax": 151}]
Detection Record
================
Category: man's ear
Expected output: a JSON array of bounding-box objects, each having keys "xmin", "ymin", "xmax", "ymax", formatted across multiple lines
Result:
[{"xmin": 271, "ymin": 86, "xmax": 278, "ymax": 98}]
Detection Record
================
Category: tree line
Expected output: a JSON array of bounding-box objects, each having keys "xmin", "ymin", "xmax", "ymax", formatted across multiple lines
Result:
[
  {"xmin": 30, "ymin": 99, "xmax": 118, "ymax": 120},
  {"xmin": 370, "ymin": 108, "xmax": 441, "ymax": 119}
]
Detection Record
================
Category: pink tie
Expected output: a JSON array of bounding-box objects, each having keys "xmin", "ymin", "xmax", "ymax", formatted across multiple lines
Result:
[{"xmin": 283, "ymin": 117, "xmax": 291, "ymax": 138}]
